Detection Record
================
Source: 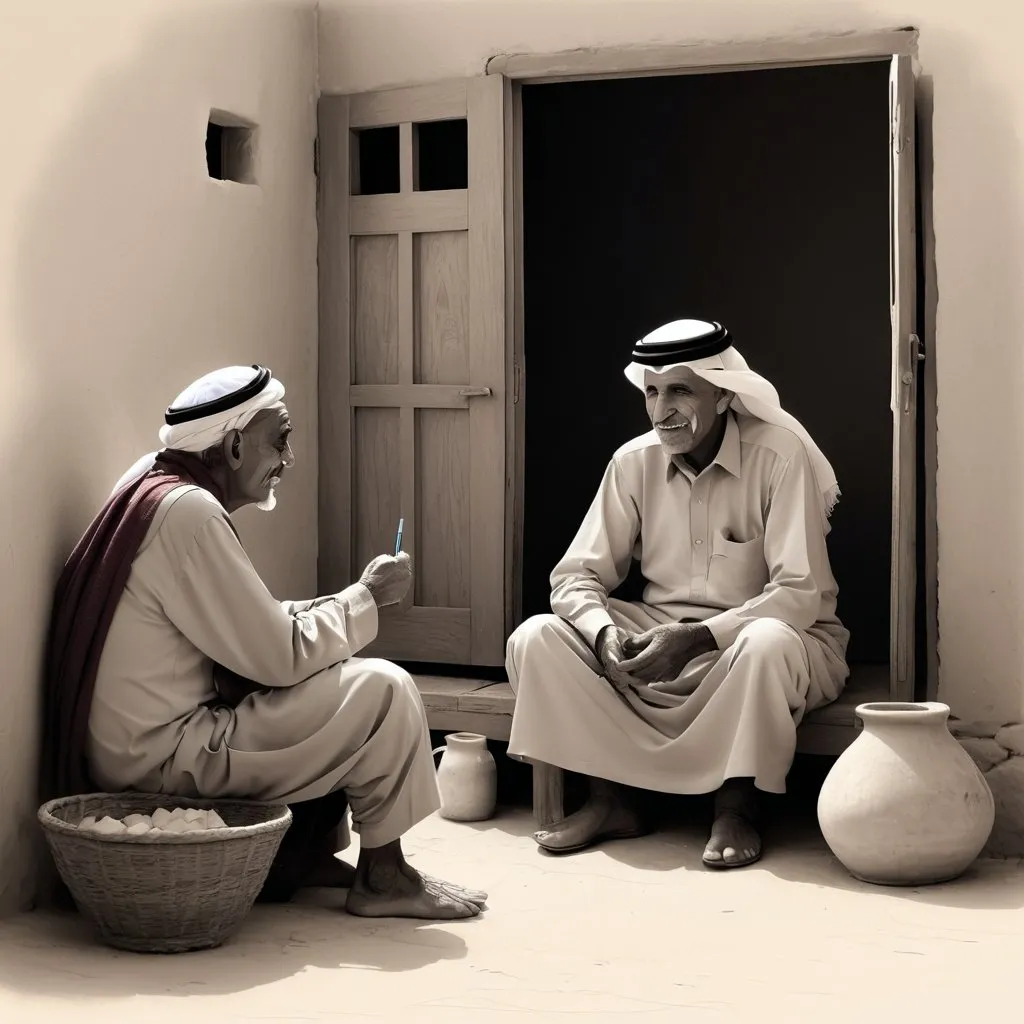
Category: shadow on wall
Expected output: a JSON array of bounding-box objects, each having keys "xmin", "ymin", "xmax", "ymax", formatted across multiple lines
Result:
[
  {"xmin": 0, "ymin": 0, "xmax": 317, "ymax": 914},
  {"xmin": 317, "ymin": 0, "xmax": 888, "ymax": 91}
]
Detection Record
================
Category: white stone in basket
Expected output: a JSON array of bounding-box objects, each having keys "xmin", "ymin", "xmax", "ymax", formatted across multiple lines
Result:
[
  {"xmin": 92, "ymin": 816, "xmax": 127, "ymax": 835},
  {"xmin": 75, "ymin": 804, "xmax": 231, "ymax": 836},
  {"xmin": 151, "ymin": 807, "xmax": 174, "ymax": 828}
]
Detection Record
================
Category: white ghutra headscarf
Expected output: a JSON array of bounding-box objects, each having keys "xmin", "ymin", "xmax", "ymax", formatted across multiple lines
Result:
[
  {"xmin": 624, "ymin": 319, "xmax": 840, "ymax": 518},
  {"xmin": 159, "ymin": 364, "xmax": 286, "ymax": 452},
  {"xmin": 112, "ymin": 364, "xmax": 287, "ymax": 494}
]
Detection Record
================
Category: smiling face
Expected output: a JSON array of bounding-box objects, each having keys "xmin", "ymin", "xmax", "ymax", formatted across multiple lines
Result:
[
  {"xmin": 222, "ymin": 403, "xmax": 295, "ymax": 511},
  {"xmin": 643, "ymin": 366, "xmax": 731, "ymax": 461}
]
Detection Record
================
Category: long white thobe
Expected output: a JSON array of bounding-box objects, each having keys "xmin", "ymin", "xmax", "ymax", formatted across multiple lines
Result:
[
  {"xmin": 87, "ymin": 483, "xmax": 440, "ymax": 848},
  {"xmin": 505, "ymin": 411, "xmax": 850, "ymax": 795}
]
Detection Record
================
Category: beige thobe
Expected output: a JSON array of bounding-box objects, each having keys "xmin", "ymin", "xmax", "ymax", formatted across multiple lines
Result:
[
  {"xmin": 506, "ymin": 412, "xmax": 850, "ymax": 795},
  {"xmin": 87, "ymin": 484, "xmax": 440, "ymax": 848}
]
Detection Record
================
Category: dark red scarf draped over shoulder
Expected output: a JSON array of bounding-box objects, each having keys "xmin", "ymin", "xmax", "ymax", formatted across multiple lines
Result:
[{"xmin": 40, "ymin": 450, "xmax": 229, "ymax": 802}]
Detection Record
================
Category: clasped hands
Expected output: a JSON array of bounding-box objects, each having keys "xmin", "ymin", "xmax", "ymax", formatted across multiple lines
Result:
[{"xmin": 596, "ymin": 622, "xmax": 718, "ymax": 692}]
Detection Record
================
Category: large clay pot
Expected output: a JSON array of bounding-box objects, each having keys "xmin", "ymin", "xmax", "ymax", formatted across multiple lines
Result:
[
  {"xmin": 817, "ymin": 701, "xmax": 995, "ymax": 886},
  {"xmin": 431, "ymin": 732, "xmax": 498, "ymax": 822}
]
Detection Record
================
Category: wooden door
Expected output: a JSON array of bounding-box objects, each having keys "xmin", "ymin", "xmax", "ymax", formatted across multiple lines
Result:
[
  {"xmin": 889, "ymin": 53, "xmax": 920, "ymax": 700},
  {"xmin": 317, "ymin": 77, "xmax": 507, "ymax": 666}
]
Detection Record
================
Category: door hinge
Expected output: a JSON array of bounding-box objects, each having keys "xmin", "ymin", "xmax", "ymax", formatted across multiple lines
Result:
[
  {"xmin": 899, "ymin": 333, "xmax": 922, "ymax": 414},
  {"xmin": 513, "ymin": 362, "xmax": 521, "ymax": 405},
  {"xmin": 893, "ymin": 102, "xmax": 905, "ymax": 155}
]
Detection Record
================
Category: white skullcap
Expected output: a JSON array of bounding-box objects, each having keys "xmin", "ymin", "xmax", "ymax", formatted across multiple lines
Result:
[
  {"xmin": 624, "ymin": 320, "xmax": 840, "ymax": 519},
  {"xmin": 158, "ymin": 365, "xmax": 286, "ymax": 453}
]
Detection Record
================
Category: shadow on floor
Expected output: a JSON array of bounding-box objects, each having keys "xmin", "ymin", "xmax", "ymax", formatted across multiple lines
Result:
[
  {"xmin": 4, "ymin": 741, "xmax": 1021, "ymax": 1002},
  {"xmin": 466, "ymin": 741, "xmax": 1024, "ymax": 912},
  {"xmin": 0, "ymin": 895, "xmax": 478, "ymax": 999}
]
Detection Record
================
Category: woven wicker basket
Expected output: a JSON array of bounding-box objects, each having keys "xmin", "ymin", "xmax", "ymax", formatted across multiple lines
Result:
[{"xmin": 38, "ymin": 792, "xmax": 292, "ymax": 954}]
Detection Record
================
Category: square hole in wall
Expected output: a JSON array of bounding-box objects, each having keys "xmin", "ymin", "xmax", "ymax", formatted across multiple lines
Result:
[
  {"xmin": 206, "ymin": 110, "xmax": 257, "ymax": 184},
  {"xmin": 415, "ymin": 118, "xmax": 468, "ymax": 191},
  {"xmin": 351, "ymin": 126, "xmax": 400, "ymax": 195}
]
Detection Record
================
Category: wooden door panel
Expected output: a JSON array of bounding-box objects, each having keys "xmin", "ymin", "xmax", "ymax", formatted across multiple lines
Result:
[
  {"xmin": 415, "ymin": 231, "xmax": 470, "ymax": 385},
  {"xmin": 318, "ymin": 76, "xmax": 507, "ymax": 667},
  {"xmin": 352, "ymin": 236, "xmax": 399, "ymax": 385},
  {"xmin": 416, "ymin": 409, "xmax": 472, "ymax": 607},
  {"xmin": 351, "ymin": 407, "xmax": 400, "ymax": 573}
]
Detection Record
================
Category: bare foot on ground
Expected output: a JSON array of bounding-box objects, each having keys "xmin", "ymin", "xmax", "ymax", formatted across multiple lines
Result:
[
  {"xmin": 534, "ymin": 795, "xmax": 646, "ymax": 853},
  {"xmin": 345, "ymin": 841, "xmax": 488, "ymax": 920},
  {"xmin": 702, "ymin": 810, "xmax": 762, "ymax": 868}
]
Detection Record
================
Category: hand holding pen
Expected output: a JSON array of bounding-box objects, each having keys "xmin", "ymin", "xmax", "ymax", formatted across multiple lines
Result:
[{"xmin": 358, "ymin": 517, "xmax": 413, "ymax": 608}]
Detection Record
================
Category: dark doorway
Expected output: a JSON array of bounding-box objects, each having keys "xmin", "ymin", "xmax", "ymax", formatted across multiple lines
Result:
[{"xmin": 519, "ymin": 60, "xmax": 892, "ymax": 667}]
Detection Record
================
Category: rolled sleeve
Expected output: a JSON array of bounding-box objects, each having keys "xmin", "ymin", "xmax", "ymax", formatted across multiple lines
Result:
[{"xmin": 336, "ymin": 582, "xmax": 378, "ymax": 654}]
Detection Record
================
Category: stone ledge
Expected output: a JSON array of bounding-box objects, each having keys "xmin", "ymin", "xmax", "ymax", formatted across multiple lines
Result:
[
  {"xmin": 953, "ymin": 725, "xmax": 1024, "ymax": 859},
  {"xmin": 979, "ymin": 756, "xmax": 1024, "ymax": 859},
  {"xmin": 959, "ymin": 736, "xmax": 1009, "ymax": 773}
]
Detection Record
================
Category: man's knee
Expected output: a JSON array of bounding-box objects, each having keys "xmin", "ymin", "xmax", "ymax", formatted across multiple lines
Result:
[
  {"xmin": 356, "ymin": 658, "xmax": 420, "ymax": 706},
  {"xmin": 506, "ymin": 613, "xmax": 571, "ymax": 662},
  {"xmin": 732, "ymin": 618, "xmax": 805, "ymax": 665}
]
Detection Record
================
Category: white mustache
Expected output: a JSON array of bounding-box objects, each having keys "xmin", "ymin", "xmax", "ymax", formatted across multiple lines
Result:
[{"xmin": 656, "ymin": 412, "xmax": 699, "ymax": 433}]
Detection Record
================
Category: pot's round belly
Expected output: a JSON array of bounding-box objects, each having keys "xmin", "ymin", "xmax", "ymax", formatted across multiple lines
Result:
[{"xmin": 817, "ymin": 723, "xmax": 996, "ymax": 886}]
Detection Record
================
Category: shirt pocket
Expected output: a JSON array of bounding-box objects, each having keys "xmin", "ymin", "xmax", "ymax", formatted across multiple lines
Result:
[{"xmin": 708, "ymin": 529, "xmax": 769, "ymax": 608}]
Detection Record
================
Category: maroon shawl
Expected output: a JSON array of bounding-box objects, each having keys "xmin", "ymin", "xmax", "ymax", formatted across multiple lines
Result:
[{"xmin": 40, "ymin": 450, "xmax": 228, "ymax": 802}]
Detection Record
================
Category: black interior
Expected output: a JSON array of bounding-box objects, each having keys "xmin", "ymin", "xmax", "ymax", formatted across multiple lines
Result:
[{"xmin": 519, "ymin": 61, "xmax": 893, "ymax": 666}]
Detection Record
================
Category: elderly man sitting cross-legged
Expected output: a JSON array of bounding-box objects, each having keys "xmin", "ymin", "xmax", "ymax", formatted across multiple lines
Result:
[
  {"xmin": 506, "ymin": 319, "xmax": 850, "ymax": 869},
  {"xmin": 42, "ymin": 364, "xmax": 486, "ymax": 920}
]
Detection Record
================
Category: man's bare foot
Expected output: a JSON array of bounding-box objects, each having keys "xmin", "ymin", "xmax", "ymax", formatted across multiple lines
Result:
[
  {"xmin": 417, "ymin": 874, "xmax": 488, "ymax": 908},
  {"xmin": 702, "ymin": 780, "xmax": 762, "ymax": 869},
  {"xmin": 345, "ymin": 840, "xmax": 488, "ymax": 920},
  {"xmin": 702, "ymin": 810, "xmax": 762, "ymax": 868},
  {"xmin": 534, "ymin": 789, "xmax": 646, "ymax": 854}
]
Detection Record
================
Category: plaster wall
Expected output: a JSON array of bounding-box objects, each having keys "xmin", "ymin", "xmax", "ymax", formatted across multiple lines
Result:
[{"xmin": 0, "ymin": 0, "xmax": 320, "ymax": 914}]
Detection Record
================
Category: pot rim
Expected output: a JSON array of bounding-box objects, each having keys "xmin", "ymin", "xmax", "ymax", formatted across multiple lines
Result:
[{"xmin": 855, "ymin": 700, "xmax": 950, "ymax": 723}]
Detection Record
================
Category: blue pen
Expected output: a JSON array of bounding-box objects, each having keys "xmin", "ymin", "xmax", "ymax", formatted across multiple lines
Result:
[{"xmin": 395, "ymin": 518, "xmax": 404, "ymax": 556}]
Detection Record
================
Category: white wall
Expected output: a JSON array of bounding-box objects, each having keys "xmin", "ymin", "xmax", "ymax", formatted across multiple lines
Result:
[
  {"xmin": 319, "ymin": 0, "xmax": 1024, "ymax": 727},
  {"xmin": 0, "ymin": 0, "xmax": 319, "ymax": 914}
]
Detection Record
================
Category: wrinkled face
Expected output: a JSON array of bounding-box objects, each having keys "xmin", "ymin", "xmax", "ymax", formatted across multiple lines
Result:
[
  {"xmin": 644, "ymin": 366, "xmax": 730, "ymax": 457},
  {"xmin": 224, "ymin": 403, "xmax": 295, "ymax": 510}
]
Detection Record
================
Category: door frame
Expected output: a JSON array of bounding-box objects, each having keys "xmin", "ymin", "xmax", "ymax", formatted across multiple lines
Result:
[{"xmin": 490, "ymin": 27, "xmax": 937, "ymax": 702}]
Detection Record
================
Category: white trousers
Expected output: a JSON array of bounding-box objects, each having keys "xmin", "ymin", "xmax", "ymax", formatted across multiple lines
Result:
[
  {"xmin": 153, "ymin": 658, "xmax": 442, "ymax": 849},
  {"xmin": 506, "ymin": 599, "xmax": 839, "ymax": 795}
]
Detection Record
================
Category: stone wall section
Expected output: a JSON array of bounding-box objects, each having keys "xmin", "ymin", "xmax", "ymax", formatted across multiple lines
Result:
[{"xmin": 950, "ymin": 719, "xmax": 1024, "ymax": 858}]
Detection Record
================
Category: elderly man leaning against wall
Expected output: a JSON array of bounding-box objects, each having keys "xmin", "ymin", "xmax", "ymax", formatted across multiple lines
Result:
[
  {"xmin": 41, "ymin": 364, "xmax": 487, "ymax": 921},
  {"xmin": 506, "ymin": 319, "xmax": 850, "ymax": 869}
]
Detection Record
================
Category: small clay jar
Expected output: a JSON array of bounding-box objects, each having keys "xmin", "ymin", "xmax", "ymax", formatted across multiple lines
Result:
[{"xmin": 431, "ymin": 732, "xmax": 498, "ymax": 822}]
